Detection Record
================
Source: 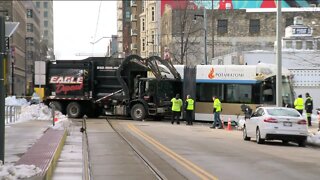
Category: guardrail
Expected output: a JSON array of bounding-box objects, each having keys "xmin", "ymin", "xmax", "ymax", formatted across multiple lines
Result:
[{"xmin": 5, "ymin": 105, "xmax": 22, "ymax": 124}]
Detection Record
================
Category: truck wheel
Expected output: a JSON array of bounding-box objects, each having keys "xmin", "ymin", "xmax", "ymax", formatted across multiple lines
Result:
[
  {"xmin": 50, "ymin": 101, "xmax": 63, "ymax": 113},
  {"xmin": 67, "ymin": 102, "xmax": 82, "ymax": 118},
  {"xmin": 131, "ymin": 104, "xmax": 146, "ymax": 121}
]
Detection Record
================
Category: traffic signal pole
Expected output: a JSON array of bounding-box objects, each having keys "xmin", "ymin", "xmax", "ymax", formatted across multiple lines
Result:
[{"xmin": 0, "ymin": 16, "xmax": 6, "ymax": 162}]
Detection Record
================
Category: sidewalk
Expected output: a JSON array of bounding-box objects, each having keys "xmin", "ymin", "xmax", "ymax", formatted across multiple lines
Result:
[{"xmin": 5, "ymin": 120, "xmax": 52, "ymax": 164}]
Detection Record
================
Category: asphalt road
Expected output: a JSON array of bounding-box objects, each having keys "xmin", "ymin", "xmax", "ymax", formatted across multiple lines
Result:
[
  {"xmin": 84, "ymin": 118, "xmax": 320, "ymax": 180},
  {"xmin": 110, "ymin": 119, "xmax": 320, "ymax": 180}
]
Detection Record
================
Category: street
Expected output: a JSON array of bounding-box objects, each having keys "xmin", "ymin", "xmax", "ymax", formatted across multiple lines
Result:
[{"xmin": 84, "ymin": 118, "xmax": 320, "ymax": 180}]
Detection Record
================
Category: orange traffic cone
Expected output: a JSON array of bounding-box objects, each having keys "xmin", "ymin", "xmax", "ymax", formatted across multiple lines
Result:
[
  {"xmin": 226, "ymin": 118, "xmax": 232, "ymax": 131},
  {"xmin": 221, "ymin": 116, "xmax": 225, "ymax": 129}
]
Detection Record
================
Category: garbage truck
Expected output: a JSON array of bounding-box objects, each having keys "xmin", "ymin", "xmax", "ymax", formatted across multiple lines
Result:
[{"xmin": 39, "ymin": 55, "xmax": 182, "ymax": 120}]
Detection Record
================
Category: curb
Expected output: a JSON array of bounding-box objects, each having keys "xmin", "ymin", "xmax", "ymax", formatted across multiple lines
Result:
[{"xmin": 15, "ymin": 128, "xmax": 68, "ymax": 180}]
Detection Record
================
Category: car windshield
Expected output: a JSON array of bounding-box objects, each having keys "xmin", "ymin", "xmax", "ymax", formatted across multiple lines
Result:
[{"xmin": 266, "ymin": 108, "xmax": 300, "ymax": 117}]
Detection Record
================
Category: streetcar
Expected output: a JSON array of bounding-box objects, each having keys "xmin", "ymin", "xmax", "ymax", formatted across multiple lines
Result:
[{"xmin": 157, "ymin": 63, "xmax": 295, "ymax": 121}]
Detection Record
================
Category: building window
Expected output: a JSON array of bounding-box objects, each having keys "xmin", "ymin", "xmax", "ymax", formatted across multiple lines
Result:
[
  {"xmin": 44, "ymin": 30, "xmax": 48, "ymax": 37},
  {"xmin": 142, "ymin": 0, "xmax": 145, "ymax": 12},
  {"xmin": 317, "ymin": 40, "xmax": 320, "ymax": 50},
  {"xmin": 27, "ymin": 51, "xmax": 33, "ymax": 60},
  {"xmin": 285, "ymin": 18, "xmax": 294, "ymax": 27},
  {"xmin": 27, "ymin": 23, "xmax": 33, "ymax": 32},
  {"xmin": 306, "ymin": 41, "xmax": 313, "ymax": 50},
  {"xmin": 151, "ymin": 31, "xmax": 155, "ymax": 43},
  {"xmin": 36, "ymin": 2, "xmax": 40, "ymax": 8},
  {"xmin": 44, "ymin": 11, "xmax": 48, "ymax": 17},
  {"xmin": 26, "ymin": 37, "xmax": 34, "ymax": 46},
  {"xmin": 125, "ymin": 11, "xmax": 130, "ymax": 21},
  {"xmin": 27, "ymin": 9, "xmax": 33, "ymax": 18},
  {"xmin": 217, "ymin": 19, "xmax": 228, "ymax": 34},
  {"xmin": 296, "ymin": 41, "xmax": 302, "ymax": 49},
  {"xmin": 142, "ymin": 38, "xmax": 145, "ymax": 51},
  {"xmin": 151, "ymin": 7, "xmax": 155, "ymax": 21},
  {"xmin": 142, "ymin": 18, "xmax": 145, "ymax": 31},
  {"xmin": 44, "ymin": 21, "xmax": 48, "ymax": 27},
  {"xmin": 285, "ymin": 40, "xmax": 292, "ymax": 49},
  {"xmin": 249, "ymin": 19, "xmax": 260, "ymax": 34},
  {"xmin": 44, "ymin": 2, "xmax": 48, "ymax": 8}
]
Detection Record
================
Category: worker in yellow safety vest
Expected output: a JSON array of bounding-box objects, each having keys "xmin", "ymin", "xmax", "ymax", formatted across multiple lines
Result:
[
  {"xmin": 294, "ymin": 94, "xmax": 304, "ymax": 115},
  {"xmin": 210, "ymin": 96, "xmax": 223, "ymax": 129},
  {"xmin": 171, "ymin": 93, "xmax": 182, "ymax": 124},
  {"xmin": 185, "ymin": 95, "xmax": 194, "ymax": 125}
]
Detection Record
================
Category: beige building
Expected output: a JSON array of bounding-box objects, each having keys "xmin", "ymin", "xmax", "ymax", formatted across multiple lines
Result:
[
  {"xmin": 161, "ymin": 7, "xmax": 320, "ymax": 65},
  {"xmin": 139, "ymin": 1, "xmax": 161, "ymax": 58}
]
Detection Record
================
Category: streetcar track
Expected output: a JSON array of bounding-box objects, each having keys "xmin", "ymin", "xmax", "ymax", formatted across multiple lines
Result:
[{"xmin": 106, "ymin": 118, "xmax": 165, "ymax": 180}]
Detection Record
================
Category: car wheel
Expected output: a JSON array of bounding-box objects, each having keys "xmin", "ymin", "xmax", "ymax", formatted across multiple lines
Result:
[
  {"xmin": 67, "ymin": 102, "xmax": 83, "ymax": 118},
  {"xmin": 131, "ymin": 104, "xmax": 146, "ymax": 121},
  {"xmin": 298, "ymin": 140, "xmax": 306, "ymax": 147},
  {"xmin": 243, "ymin": 126, "xmax": 251, "ymax": 141},
  {"xmin": 256, "ymin": 128, "xmax": 265, "ymax": 144}
]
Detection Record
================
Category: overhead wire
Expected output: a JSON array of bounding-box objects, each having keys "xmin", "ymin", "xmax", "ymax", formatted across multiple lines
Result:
[{"xmin": 92, "ymin": 1, "xmax": 103, "ymax": 55}]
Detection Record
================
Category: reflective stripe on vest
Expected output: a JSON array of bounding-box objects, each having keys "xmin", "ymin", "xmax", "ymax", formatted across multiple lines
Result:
[{"xmin": 186, "ymin": 99, "xmax": 194, "ymax": 110}]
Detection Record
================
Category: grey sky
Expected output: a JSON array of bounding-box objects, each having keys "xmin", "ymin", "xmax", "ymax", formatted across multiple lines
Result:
[{"xmin": 53, "ymin": 1, "xmax": 117, "ymax": 60}]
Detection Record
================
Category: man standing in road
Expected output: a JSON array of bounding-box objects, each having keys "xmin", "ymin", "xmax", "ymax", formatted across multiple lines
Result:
[
  {"xmin": 185, "ymin": 95, "xmax": 194, "ymax": 125},
  {"xmin": 305, "ymin": 92, "xmax": 313, "ymax": 126},
  {"xmin": 171, "ymin": 93, "xmax": 182, "ymax": 124},
  {"xmin": 294, "ymin": 94, "xmax": 304, "ymax": 115},
  {"xmin": 210, "ymin": 96, "xmax": 223, "ymax": 129}
]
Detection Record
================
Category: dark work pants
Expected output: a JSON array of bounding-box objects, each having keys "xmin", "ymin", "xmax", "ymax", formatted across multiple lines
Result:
[
  {"xmin": 306, "ymin": 112, "xmax": 312, "ymax": 126},
  {"xmin": 171, "ymin": 111, "xmax": 181, "ymax": 124},
  {"xmin": 186, "ymin": 110, "xmax": 193, "ymax": 125},
  {"xmin": 212, "ymin": 112, "xmax": 222, "ymax": 128},
  {"xmin": 297, "ymin": 109, "xmax": 303, "ymax": 115}
]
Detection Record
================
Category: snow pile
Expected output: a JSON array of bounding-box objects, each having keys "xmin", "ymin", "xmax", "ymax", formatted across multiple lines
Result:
[
  {"xmin": 5, "ymin": 96, "xmax": 29, "ymax": 106},
  {"xmin": 0, "ymin": 162, "xmax": 41, "ymax": 179},
  {"xmin": 307, "ymin": 131, "xmax": 320, "ymax": 146},
  {"xmin": 51, "ymin": 111, "xmax": 71, "ymax": 131},
  {"xmin": 18, "ymin": 104, "xmax": 52, "ymax": 122}
]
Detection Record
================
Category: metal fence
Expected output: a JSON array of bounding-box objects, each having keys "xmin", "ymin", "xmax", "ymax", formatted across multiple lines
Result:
[{"xmin": 5, "ymin": 106, "xmax": 22, "ymax": 124}]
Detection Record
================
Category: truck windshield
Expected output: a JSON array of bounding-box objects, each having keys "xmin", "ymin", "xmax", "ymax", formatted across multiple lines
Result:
[{"xmin": 157, "ymin": 80, "xmax": 182, "ymax": 101}]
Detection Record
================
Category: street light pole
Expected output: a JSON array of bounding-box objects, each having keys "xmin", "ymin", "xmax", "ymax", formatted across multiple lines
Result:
[
  {"xmin": 276, "ymin": 0, "xmax": 282, "ymax": 107},
  {"xmin": 204, "ymin": 8, "xmax": 207, "ymax": 65},
  {"xmin": 194, "ymin": 8, "xmax": 208, "ymax": 65},
  {"xmin": 0, "ymin": 16, "xmax": 6, "ymax": 162}
]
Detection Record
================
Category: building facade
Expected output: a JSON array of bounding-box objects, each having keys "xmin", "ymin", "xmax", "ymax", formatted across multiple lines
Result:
[
  {"xmin": 139, "ymin": 1, "xmax": 161, "ymax": 58},
  {"xmin": 0, "ymin": 1, "xmax": 27, "ymax": 95},
  {"xmin": 162, "ymin": 5, "xmax": 320, "ymax": 65},
  {"xmin": 34, "ymin": 0, "xmax": 54, "ymax": 60},
  {"xmin": 22, "ymin": 1, "xmax": 41, "ymax": 95}
]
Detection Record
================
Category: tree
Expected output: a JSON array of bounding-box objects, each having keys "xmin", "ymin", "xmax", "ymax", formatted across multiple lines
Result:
[{"xmin": 161, "ymin": 0, "xmax": 203, "ymax": 65}]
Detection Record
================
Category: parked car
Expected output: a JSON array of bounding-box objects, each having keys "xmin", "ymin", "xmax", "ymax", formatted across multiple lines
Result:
[{"xmin": 243, "ymin": 107, "xmax": 308, "ymax": 147}]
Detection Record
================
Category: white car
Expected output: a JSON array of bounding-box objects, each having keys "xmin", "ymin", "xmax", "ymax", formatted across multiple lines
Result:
[{"xmin": 243, "ymin": 107, "xmax": 308, "ymax": 147}]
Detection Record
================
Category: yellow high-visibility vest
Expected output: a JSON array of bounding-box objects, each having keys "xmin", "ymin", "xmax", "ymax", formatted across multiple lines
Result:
[{"xmin": 186, "ymin": 98, "xmax": 194, "ymax": 110}]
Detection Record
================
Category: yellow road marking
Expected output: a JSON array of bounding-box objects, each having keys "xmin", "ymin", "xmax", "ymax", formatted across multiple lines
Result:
[{"xmin": 128, "ymin": 124, "xmax": 218, "ymax": 180}]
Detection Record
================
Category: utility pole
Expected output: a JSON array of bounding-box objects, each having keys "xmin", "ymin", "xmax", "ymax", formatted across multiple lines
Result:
[
  {"xmin": 194, "ymin": 8, "xmax": 208, "ymax": 65},
  {"xmin": 276, "ymin": 0, "xmax": 282, "ymax": 107},
  {"xmin": 211, "ymin": 0, "xmax": 215, "ymax": 59},
  {"xmin": 204, "ymin": 8, "xmax": 207, "ymax": 65},
  {"xmin": 0, "ymin": 16, "xmax": 6, "ymax": 162}
]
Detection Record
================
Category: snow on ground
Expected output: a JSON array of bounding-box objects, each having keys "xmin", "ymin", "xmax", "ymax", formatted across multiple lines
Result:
[
  {"xmin": 307, "ymin": 131, "xmax": 320, "ymax": 145},
  {"xmin": 2, "ymin": 96, "xmax": 71, "ymax": 179},
  {"xmin": 0, "ymin": 163, "xmax": 42, "ymax": 179}
]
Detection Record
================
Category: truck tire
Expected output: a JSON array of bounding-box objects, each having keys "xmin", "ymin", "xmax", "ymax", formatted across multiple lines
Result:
[
  {"xmin": 50, "ymin": 101, "xmax": 63, "ymax": 113},
  {"xmin": 131, "ymin": 104, "xmax": 146, "ymax": 121},
  {"xmin": 67, "ymin": 102, "xmax": 82, "ymax": 118}
]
